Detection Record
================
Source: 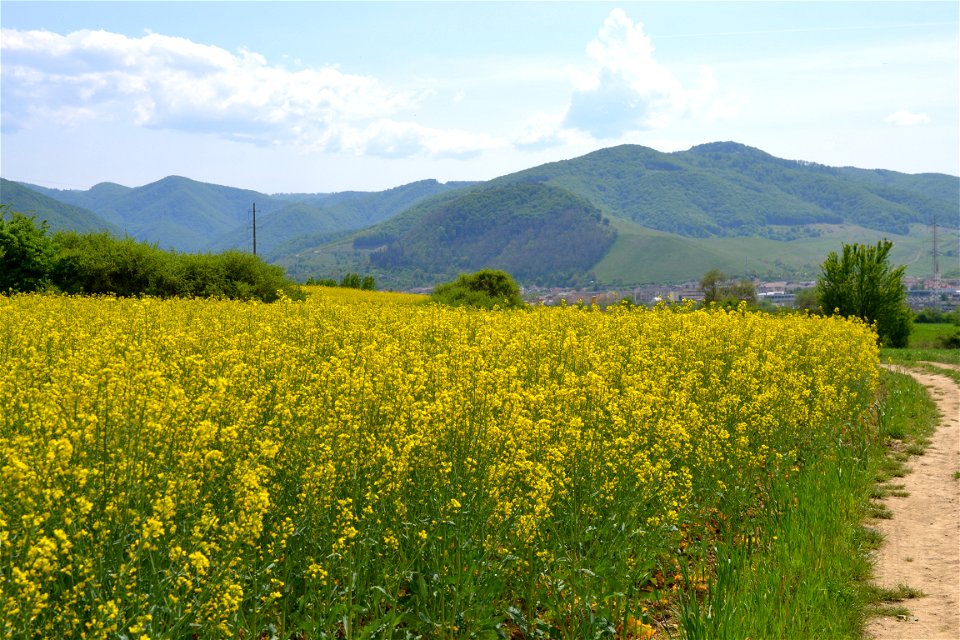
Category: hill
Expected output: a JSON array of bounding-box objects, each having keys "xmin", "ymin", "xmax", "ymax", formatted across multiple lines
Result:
[
  {"xmin": 206, "ymin": 179, "xmax": 473, "ymax": 258},
  {"xmin": 7, "ymin": 142, "xmax": 957, "ymax": 287},
  {"xmin": 22, "ymin": 176, "xmax": 280, "ymax": 251},
  {"xmin": 12, "ymin": 176, "xmax": 475, "ymax": 256},
  {"xmin": 24, "ymin": 180, "xmax": 134, "ymax": 215},
  {"xmin": 358, "ymin": 182, "xmax": 617, "ymax": 287},
  {"xmin": 279, "ymin": 143, "xmax": 957, "ymax": 287},
  {"xmin": 490, "ymin": 142, "xmax": 956, "ymax": 238},
  {"xmin": 0, "ymin": 178, "xmax": 120, "ymax": 234}
]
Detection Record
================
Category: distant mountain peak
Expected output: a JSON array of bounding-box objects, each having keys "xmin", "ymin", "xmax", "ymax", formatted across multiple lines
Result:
[
  {"xmin": 89, "ymin": 182, "xmax": 131, "ymax": 193},
  {"xmin": 686, "ymin": 141, "xmax": 770, "ymax": 156}
]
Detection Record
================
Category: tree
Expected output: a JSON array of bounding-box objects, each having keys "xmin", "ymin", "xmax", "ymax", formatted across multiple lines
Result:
[
  {"xmin": 0, "ymin": 206, "xmax": 56, "ymax": 292},
  {"xmin": 340, "ymin": 273, "xmax": 362, "ymax": 289},
  {"xmin": 430, "ymin": 269, "xmax": 525, "ymax": 309},
  {"xmin": 816, "ymin": 240, "xmax": 911, "ymax": 347},
  {"xmin": 728, "ymin": 278, "xmax": 757, "ymax": 305},
  {"xmin": 792, "ymin": 287, "xmax": 820, "ymax": 312},
  {"xmin": 700, "ymin": 269, "xmax": 757, "ymax": 306},
  {"xmin": 700, "ymin": 269, "xmax": 726, "ymax": 304}
]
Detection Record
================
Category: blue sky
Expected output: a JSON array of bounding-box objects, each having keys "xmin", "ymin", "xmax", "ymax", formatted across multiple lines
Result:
[{"xmin": 2, "ymin": 1, "xmax": 957, "ymax": 193}]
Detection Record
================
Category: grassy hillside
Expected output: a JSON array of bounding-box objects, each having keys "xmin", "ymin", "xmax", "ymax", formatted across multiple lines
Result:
[
  {"xmin": 0, "ymin": 178, "xmax": 120, "ymax": 234},
  {"xmin": 280, "ymin": 143, "xmax": 956, "ymax": 287},
  {"xmin": 594, "ymin": 219, "xmax": 954, "ymax": 284}
]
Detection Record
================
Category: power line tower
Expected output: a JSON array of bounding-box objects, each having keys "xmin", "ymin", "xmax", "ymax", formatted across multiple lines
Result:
[{"xmin": 932, "ymin": 216, "xmax": 941, "ymax": 290}]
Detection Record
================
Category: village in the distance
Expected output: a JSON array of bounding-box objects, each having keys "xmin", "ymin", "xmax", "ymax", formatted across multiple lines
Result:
[{"xmin": 528, "ymin": 275, "xmax": 960, "ymax": 311}]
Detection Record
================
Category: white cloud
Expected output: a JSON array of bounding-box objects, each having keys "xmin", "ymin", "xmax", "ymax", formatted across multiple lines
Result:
[
  {"xmin": 516, "ymin": 111, "xmax": 593, "ymax": 150},
  {"xmin": 511, "ymin": 9, "xmax": 739, "ymax": 149},
  {"xmin": 0, "ymin": 27, "xmax": 496, "ymax": 159},
  {"xmin": 884, "ymin": 110, "xmax": 932, "ymax": 126},
  {"xmin": 563, "ymin": 9, "xmax": 737, "ymax": 138}
]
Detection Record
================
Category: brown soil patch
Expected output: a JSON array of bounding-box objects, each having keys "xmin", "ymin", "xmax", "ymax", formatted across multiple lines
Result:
[{"xmin": 867, "ymin": 366, "xmax": 960, "ymax": 639}]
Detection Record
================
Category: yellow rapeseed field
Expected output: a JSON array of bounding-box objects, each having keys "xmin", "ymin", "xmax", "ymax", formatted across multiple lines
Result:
[{"xmin": 0, "ymin": 288, "xmax": 878, "ymax": 638}]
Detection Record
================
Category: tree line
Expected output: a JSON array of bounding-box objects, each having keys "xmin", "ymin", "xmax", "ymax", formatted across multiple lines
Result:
[
  {"xmin": 304, "ymin": 273, "xmax": 376, "ymax": 290},
  {"xmin": 0, "ymin": 207, "xmax": 304, "ymax": 302}
]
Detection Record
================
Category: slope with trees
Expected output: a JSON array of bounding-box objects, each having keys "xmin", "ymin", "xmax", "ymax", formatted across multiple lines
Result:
[
  {"xmin": 7, "ymin": 142, "xmax": 957, "ymax": 288},
  {"xmin": 363, "ymin": 182, "xmax": 617, "ymax": 287},
  {"xmin": 0, "ymin": 179, "xmax": 120, "ymax": 234},
  {"xmin": 205, "ymin": 179, "xmax": 471, "ymax": 257},
  {"xmin": 492, "ymin": 142, "xmax": 956, "ymax": 239}
]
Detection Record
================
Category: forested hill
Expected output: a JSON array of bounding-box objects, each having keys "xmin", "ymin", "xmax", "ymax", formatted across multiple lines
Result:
[
  {"xmin": 358, "ymin": 182, "xmax": 617, "ymax": 286},
  {"xmin": 491, "ymin": 142, "xmax": 958, "ymax": 238},
  {"xmin": 21, "ymin": 176, "xmax": 278, "ymax": 252},
  {"xmin": 10, "ymin": 176, "xmax": 471, "ymax": 253},
  {"xmin": 0, "ymin": 178, "xmax": 120, "ymax": 234},
  {"xmin": 205, "ymin": 179, "xmax": 473, "ymax": 258}
]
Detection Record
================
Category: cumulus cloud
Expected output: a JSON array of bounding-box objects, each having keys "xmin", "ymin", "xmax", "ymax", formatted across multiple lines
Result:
[
  {"xmin": 0, "ymin": 27, "xmax": 498, "ymax": 158},
  {"xmin": 569, "ymin": 10, "xmax": 737, "ymax": 135},
  {"xmin": 516, "ymin": 9, "xmax": 738, "ymax": 148},
  {"xmin": 884, "ymin": 110, "xmax": 932, "ymax": 126}
]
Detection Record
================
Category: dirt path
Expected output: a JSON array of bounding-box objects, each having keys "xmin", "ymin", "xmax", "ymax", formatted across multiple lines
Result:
[
  {"xmin": 918, "ymin": 361, "xmax": 960, "ymax": 373},
  {"xmin": 867, "ymin": 366, "xmax": 960, "ymax": 640}
]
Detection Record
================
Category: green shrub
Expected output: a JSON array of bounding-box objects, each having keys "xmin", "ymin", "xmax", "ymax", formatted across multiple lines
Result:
[
  {"xmin": 915, "ymin": 307, "xmax": 960, "ymax": 326},
  {"xmin": 53, "ymin": 232, "xmax": 166, "ymax": 297},
  {"xmin": 939, "ymin": 330, "xmax": 960, "ymax": 350},
  {"xmin": 50, "ymin": 231, "xmax": 303, "ymax": 302},
  {"xmin": 430, "ymin": 269, "xmax": 525, "ymax": 309}
]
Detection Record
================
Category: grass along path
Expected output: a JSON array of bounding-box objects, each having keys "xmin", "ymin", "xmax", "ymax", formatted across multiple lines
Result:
[{"xmin": 867, "ymin": 367, "xmax": 960, "ymax": 639}]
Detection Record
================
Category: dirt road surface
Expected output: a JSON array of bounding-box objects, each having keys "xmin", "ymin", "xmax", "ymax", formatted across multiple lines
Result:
[{"xmin": 867, "ymin": 366, "xmax": 960, "ymax": 640}]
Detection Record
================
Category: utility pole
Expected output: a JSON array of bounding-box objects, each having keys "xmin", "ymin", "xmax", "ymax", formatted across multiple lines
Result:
[{"xmin": 252, "ymin": 202, "xmax": 257, "ymax": 256}]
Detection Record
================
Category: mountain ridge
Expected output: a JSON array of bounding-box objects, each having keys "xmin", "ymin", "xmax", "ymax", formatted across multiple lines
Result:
[
  {"xmin": 3, "ymin": 142, "xmax": 957, "ymax": 287},
  {"xmin": 277, "ymin": 142, "xmax": 957, "ymax": 287},
  {"xmin": 0, "ymin": 178, "xmax": 121, "ymax": 235}
]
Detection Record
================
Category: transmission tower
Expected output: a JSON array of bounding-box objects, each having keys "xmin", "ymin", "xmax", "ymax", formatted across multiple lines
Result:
[{"xmin": 932, "ymin": 217, "xmax": 941, "ymax": 290}]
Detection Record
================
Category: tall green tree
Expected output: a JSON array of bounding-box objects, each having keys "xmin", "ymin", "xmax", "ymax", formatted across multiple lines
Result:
[
  {"xmin": 816, "ymin": 240, "xmax": 911, "ymax": 347},
  {"xmin": 0, "ymin": 206, "xmax": 57, "ymax": 292}
]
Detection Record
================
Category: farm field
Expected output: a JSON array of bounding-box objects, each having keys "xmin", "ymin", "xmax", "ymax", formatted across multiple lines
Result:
[{"xmin": 1, "ymin": 288, "xmax": 882, "ymax": 638}]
